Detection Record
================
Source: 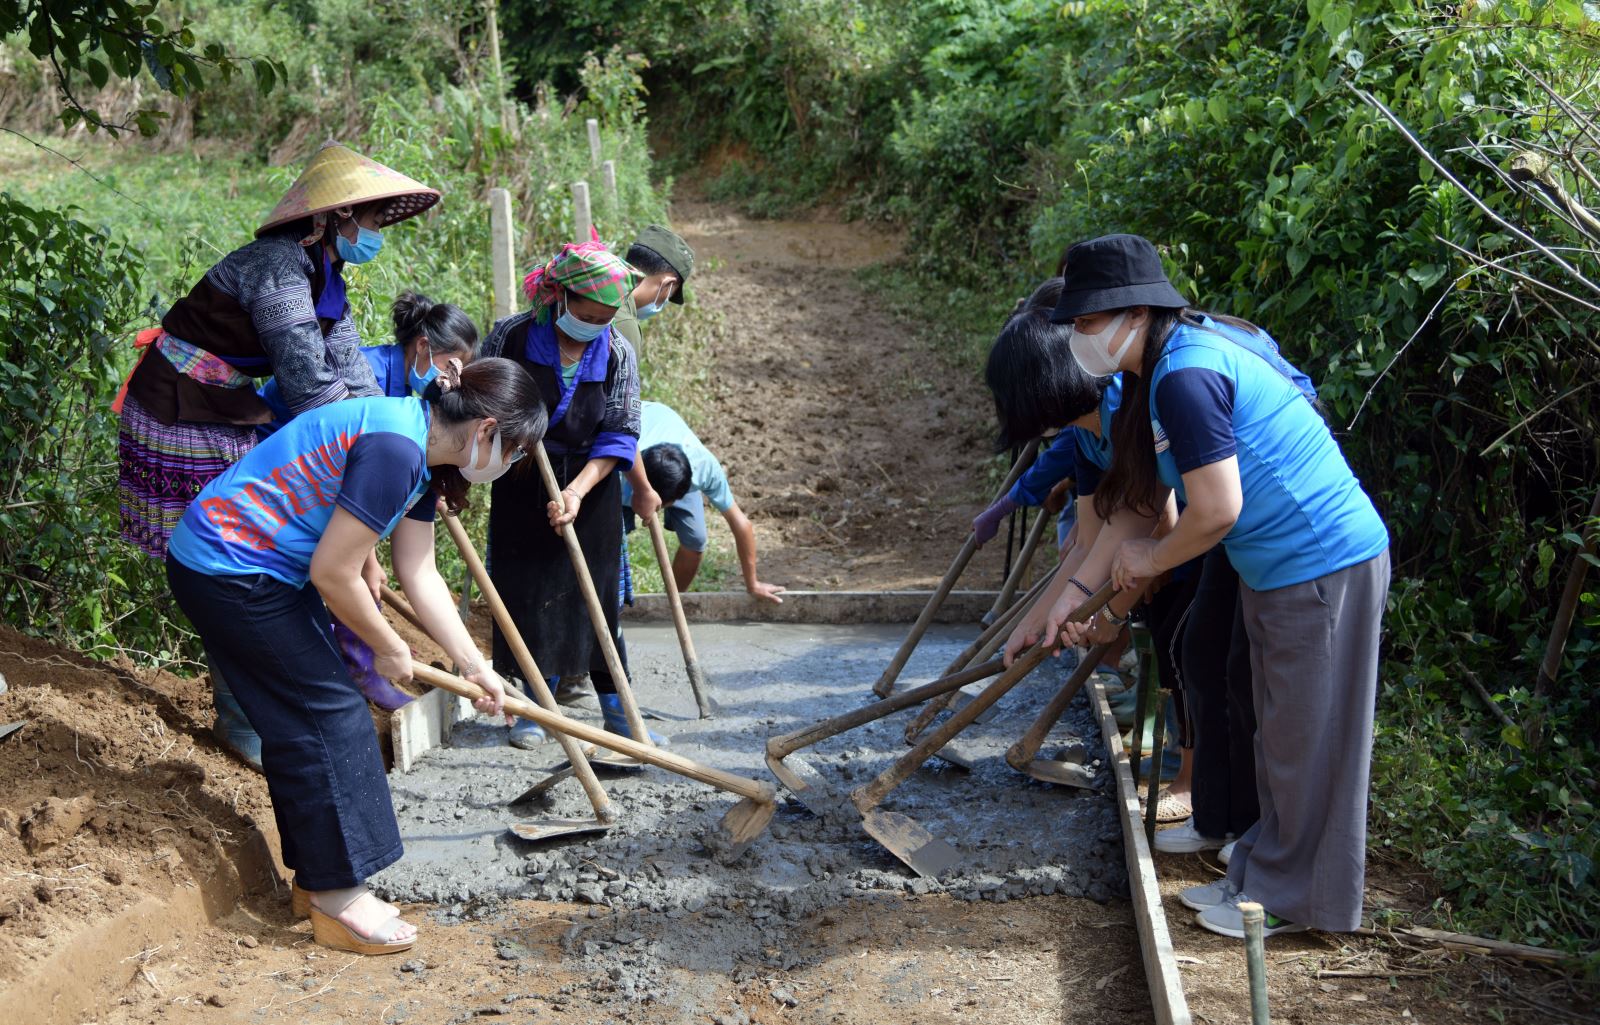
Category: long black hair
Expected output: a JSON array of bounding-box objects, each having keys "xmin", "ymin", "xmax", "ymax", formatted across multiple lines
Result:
[
  {"xmin": 393, "ymin": 290, "xmax": 478, "ymax": 358},
  {"xmin": 424, "ymin": 357, "xmax": 547, "ymax": 511},
  {"xmin": 1092, "ymin": 306, "xmax": 1267, "ymax": 519},
  {"xmin": 984, "ymin": 277, "xmax": 1108, "ymax": 451}
]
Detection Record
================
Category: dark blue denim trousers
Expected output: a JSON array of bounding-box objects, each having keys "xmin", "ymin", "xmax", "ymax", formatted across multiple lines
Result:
[{"xmin": 167, "ymin": 556, "xmax": 403, "ymax": 889}]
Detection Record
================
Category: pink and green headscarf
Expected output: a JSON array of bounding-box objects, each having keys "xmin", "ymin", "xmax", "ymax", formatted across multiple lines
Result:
[{"xmin": 522, "ymin": 237, "xmax": 639, "ymax": 324}]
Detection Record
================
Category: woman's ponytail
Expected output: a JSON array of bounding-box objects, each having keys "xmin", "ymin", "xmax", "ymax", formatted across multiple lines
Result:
[{"xmin": 393, "ymin": 291, "xmax": 480, "ymax": 359}]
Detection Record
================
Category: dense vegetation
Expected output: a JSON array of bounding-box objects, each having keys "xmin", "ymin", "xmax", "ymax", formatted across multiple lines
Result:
[{"xmin": 4, "ymin": 0, "xmax": 1598, "ymax": 957}]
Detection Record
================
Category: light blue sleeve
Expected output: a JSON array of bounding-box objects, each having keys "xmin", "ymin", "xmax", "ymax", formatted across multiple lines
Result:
[{"xmin": 688, "ymin": 441, "xmax": 736, "ymax": 512}]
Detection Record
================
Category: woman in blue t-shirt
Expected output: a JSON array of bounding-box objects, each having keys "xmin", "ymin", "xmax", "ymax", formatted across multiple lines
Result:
[
  {"xmin": 1039, "ymin": 234, "xmax": 1389, "ymax": 940},
  {"xmin": 166, "ymin": 358, "xmax": 547, "ymax": 956}
]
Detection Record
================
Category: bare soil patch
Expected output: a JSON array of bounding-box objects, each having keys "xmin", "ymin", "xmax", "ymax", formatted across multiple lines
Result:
[{"xmin": 669, "ymin": 202, "xmax": 1015, "ymax": 592}]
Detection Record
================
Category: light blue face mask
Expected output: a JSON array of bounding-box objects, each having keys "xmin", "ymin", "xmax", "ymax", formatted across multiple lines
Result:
[
  {"xmin": 408, "ymin": 347, "xmax": 439, "ymax": 396},
  {"xmin": 556, "ymin": 300, "xmax": 608, "ymax": 343},
  {"xmin": 336, "ymin": 225, "xmax": 384, "ymax": 265},
  {"xmin": 636, "ymin": 282, "xmax": 673, "ymax": 321}
]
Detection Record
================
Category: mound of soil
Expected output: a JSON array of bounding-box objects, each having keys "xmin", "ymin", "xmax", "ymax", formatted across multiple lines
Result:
[{"xmin": 0, "ymin": 627, "xmax": 279, "ymax": 1003}]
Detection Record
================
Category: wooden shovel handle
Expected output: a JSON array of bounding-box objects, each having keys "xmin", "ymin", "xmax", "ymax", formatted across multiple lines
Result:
[
  {"xmin": 645, "ymin": 512, "xmax": 713, "ymax": 718},
  {"xmin": 533, "ymin": 443, "xmax": 652, "ymax": 747},
  {"xmin": 413, "ymin": 663, "xmax": 775, "ymax": 803},
  {"xmin": 766, "ymin": 657, "xmax": 1005, "ymax": 761},
  {"xmin": 1004, "ymin": 642, "xmax": 1112, "ymax": 771},
  {"xmin": 870, "ymin": 437, "xmax": 1042, "ymax": 698},
  {"xmin": 436, "ymin": 511, "xmax": 615, "ymax": 822},
  {"xmin": 854, "ymin": 580, "xmax": 1116, "ymax": 813},
  {"xmin": 983, "ymin": 505, "xmax": 1050, "ymax": 625}
]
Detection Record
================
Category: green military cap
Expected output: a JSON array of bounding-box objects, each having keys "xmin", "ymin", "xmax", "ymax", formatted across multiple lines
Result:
[{"xmin": 632, "ymin": 224, "xmax": 695, "ymax": 304}]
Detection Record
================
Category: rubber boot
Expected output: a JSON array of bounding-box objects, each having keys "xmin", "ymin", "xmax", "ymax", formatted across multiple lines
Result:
[
  {"xmin": 209, "ymin": 661, "xmax": 263, "ymax": 773},
  {"xmin": 598, "ymin": 692, "xmax": 667, "ymax": 746},
  {"xmin": 507, "ymin": 678, "xmax": 549, "ymax": 749}
]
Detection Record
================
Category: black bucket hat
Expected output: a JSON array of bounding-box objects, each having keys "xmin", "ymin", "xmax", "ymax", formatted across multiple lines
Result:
[{"xmin": 1051, "ymin": 234, "xmax": 1189, "ymax": 323}]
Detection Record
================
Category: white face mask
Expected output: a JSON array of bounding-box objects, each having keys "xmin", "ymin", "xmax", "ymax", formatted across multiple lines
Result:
[
  {"xmin": 459, "ymin": 429, "xmax": 523, "ymax": 484},
  {"xmin": 1069, "ymin": 311, "xmax": 1139, "ymax": 378}
]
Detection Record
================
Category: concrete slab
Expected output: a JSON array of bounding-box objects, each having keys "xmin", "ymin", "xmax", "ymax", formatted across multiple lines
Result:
[
  {"xmin": 621, "ymin": 589, "xmax": 1003, "ymax": 624},
  {"xmin": 375, "ymin": 622, "xmax": 1127, "ymax": 921}
]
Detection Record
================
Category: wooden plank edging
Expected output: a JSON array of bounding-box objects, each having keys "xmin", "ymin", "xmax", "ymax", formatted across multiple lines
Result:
[{"xmin": 1090, "ymin": 680, "xmax": 1192, "ymax": 1025}]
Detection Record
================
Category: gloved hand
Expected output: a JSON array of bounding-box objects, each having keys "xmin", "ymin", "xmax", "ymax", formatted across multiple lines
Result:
[
  {"xmin": 331, "ymin": 612, "xmax": 415, "ymax": 710},
  {"xmin": 972, "ymin": 495, "xmax": 1019, "ymax": 546}
]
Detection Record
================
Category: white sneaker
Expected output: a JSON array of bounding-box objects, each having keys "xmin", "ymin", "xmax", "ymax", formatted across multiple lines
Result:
[
  {"xmin": 1153, "ymin": 818, "xmax": 1230, "ymax": 854},
  {"xmin": 1219, "ymin": 840, "xmax": 1236, "ymax": 865},
  {"xmin": 1195, "ymin": 892, "xmax": 1309, "ymax": 939},
  {"xmin": 1179, "ymin": 878, "xmax": 1238, "ymax": 911}
]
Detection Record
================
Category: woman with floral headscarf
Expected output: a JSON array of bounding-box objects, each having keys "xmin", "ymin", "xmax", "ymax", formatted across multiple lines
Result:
[
  {"xmin": 115, "ymin": 140, "xmax": 439, "ymax": 770},
  {"xmin": 479, "ymin": 240, "xmax": 659, "ymax": 748}
]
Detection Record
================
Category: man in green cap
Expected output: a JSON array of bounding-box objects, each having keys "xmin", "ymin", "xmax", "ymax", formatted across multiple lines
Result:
[{"xmin": 610, "ymin": 225, "xmax": 695, "ymax": 349}]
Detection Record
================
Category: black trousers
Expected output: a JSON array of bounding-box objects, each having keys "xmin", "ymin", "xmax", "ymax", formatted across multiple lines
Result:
[
  {"xmin": 1139, "ymin": 564, "xmax": 1201, "ymax": 747},
  {"xmin": 1180, "ymin": 547, "xmax": 1260, "ymax": 838}
]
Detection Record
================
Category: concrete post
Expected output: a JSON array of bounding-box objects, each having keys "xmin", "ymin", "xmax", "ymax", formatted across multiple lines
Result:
[
  {"xmin": 601, "ymin": 159, "xmax": 618, "ymax": 212},
  {"xmin": 586, "ymin": 118, "xmax": 602, "ymax": 166},
  {"xmin": 572, "ymin": 181, "xmax": 592, "ymax": 241},
  {"xmin": 488, "ymin": 187, "xmax": 515, "ymax": 320}
]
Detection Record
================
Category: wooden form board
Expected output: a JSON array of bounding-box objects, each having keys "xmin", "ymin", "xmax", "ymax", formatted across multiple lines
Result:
[{"xmin": 1090, "ymin": 680, "xmax": 1193, "ymax": 1025}]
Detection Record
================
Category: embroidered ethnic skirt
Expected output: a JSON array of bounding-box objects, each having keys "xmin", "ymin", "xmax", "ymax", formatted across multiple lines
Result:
[{"xmin": 117, "ymin": 392, "xmax": 256, "ymax": 559}]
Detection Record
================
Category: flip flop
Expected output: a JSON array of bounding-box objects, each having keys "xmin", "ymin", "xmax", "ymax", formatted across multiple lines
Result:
[
  {"xmin": 308, "ymin": 900, "xmax": 415, "ymax": 956},
  {"xmin": 1153, "ymin": 787, "xmax": 1192, "ymax": 823}
]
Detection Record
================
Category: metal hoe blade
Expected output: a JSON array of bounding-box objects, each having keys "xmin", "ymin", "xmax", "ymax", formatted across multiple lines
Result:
[
  {"xmin": 1023, "ymin": 759, "xmax": 1097, "ymax": 789},
  {"xmin": 765, "ymin": 751, "xmax": 853, "ymax": 822},
  {"xmin": 0, "ymin": 721, "xmax": 27, "ymax": 746},
  {"xmin": 508, "ymin": 818, "xmax": 613, "ymax": 843},
  {"xmin": 859, "ymin": 810, "xmax": 962, "ymax": 879},
  {"xmin": 509, "ymin": 755, "xmax": 645, "ymax": 807}
]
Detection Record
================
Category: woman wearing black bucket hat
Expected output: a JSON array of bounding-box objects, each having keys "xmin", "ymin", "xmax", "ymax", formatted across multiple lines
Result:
[{"xmin": 1020, "ymin": 233, "xmax": 1389, "ymax": 940}]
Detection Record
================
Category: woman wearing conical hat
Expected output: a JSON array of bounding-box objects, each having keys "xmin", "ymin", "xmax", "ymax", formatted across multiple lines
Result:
[{"xmin": 115, "ymin": 141, "xmax": 438, "ymax": 768}]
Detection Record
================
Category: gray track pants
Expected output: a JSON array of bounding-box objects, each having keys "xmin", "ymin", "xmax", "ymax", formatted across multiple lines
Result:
[{"xmin": 1225, "ymin": 549, "xmax": 1390, "ymax": 932}]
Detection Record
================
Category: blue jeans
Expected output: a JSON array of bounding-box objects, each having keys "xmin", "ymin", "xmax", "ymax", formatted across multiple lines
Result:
[{"xmin": 166, "ymin": 557, "xmax": 403, "ymax": 889}]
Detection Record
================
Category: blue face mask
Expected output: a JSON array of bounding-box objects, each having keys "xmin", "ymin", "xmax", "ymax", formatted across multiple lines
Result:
[
  {"xmin": 408, "ymin": 348, "xmax": 439, "ymax": 396},
  {"xmin": 556, "ymin": 300, "xmax": 608, "ymax": 343},
  {"xmin": 336, "ymin": 225, "xmax": 384, "ymax": 265},
  {"xmin": 636, "ymin": 282, "xmax": 673, "ymax": 321}
]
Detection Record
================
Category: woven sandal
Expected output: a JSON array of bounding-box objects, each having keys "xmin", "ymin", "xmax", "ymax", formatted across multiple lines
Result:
[{"xmin": 1154, "ymin": 788, "xmax": 1192, "ymax": 823}]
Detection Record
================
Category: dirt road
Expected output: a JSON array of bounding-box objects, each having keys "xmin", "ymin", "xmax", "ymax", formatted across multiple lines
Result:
[{"xmin": 668, "ymin": 203, "xmax": 1017, "ymax": 592}]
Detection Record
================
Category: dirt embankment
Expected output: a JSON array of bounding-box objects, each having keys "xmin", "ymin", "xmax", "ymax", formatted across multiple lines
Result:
[
  {"xmin": 669, "ymin": 203, "xmax": 1017, "ymax": 592},
  {"xmin": 0, "ymin": 626, "xmax": 280, "ymax": 1022}
]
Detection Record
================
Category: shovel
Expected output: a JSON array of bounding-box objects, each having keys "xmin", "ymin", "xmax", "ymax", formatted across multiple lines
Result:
[
  {"xmin": 1002, "ymin": 642, "xmax": 1111, "ymax": 789},
  {"xmin": 903, "ymin": 563, "xmax": 1061, "ymax": 744},
  {"xmin": 764, "ymin": 658, "xmax": 1006, "ymax": 820},
  {"xmin": 980, "ymin": 506, "xmax": 1050, "ymax": 627},
  {"xmin": 435, "ymin": 511, "xmax": 620, "ymax": 840},
  {"xmin": 412, "ymin": 663, "xmax": 777, "ymax": 853},
  {"xmin": 644, "ymin": 512, "xmax": 715, "ymax": 718},
  {"xmin": 534, "ymin": 444, "xmax": 654, "ymax": 749},
  {"xmin": 0, "ymin": 721, "xmax": 27, "ymax": 746},
  {"xmin": 791, "ymin": 582, "xmax": 1114, "ymax": 877},
  {"xmin": 870, "ymin": 438, "xmax": 1041, "ymax": 698}
]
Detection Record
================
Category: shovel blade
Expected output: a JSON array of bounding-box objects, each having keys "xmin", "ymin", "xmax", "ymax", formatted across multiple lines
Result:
[
  {"xmin": 707, "ymin": 796, "xmax": 777, "ymax": 864},
  {"xmin": 948, "ymin": 682, "xmax": 1000, "ymax": 724},
  {"xmin": 930, "ymin": 740, "xmax": 979, "ymax": 772},
  {"xmin": 860, "ymin": 810, "xmax": 961, "ymax": 879},
  {"xmin": 507, "ymin": 752, "xmax": 645, "ymax": 806},
  {"xmin": 508, "ymin": 818, "xmax": 613, "ymax": 843},
  {"xmin": 1025, "ymin": 759, "xmax": 1097, "ymax": 789},
  {"xmin": 0, "ymin": 721, "xmax": 27, "ymax": 746},
  {"xmin": 765, "ymin": 752, "xmax": 852, "ymax": 823}
]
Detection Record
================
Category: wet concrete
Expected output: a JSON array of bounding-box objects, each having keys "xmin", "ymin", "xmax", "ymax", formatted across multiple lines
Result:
[{"xmin": 371, "ymin": 623, "xmax": 1128, "ymax": 1010}]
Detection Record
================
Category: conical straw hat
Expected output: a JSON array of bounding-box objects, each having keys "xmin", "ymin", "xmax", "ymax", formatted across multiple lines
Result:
[{"xmin": 257, "ymin": 141, "xmax": 441, "ymax": 237}]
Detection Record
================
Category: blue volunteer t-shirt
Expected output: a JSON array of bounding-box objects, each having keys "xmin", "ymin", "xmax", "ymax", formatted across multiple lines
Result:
[
  {"xmin": 1009, "ymin": 431, "xmax": 1080, "ymax": 507},
  {"xmin": 169, "ymin": 396, "xmax": 435, "ymax": 587},
  {"xmin": 1071, "ymin": 374, "xmax": 1123, "ymax": 496},
  {"xmin": 257, "ymin": 345, "xmax": 408, "ymax": 438},
  {"xmin": 622, "ymin": 401, "xmax": 736, "ymax": 512},
  {"xmin": 1149, "ymin": 319, "xmax": 1387, "ymax": 590}
]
